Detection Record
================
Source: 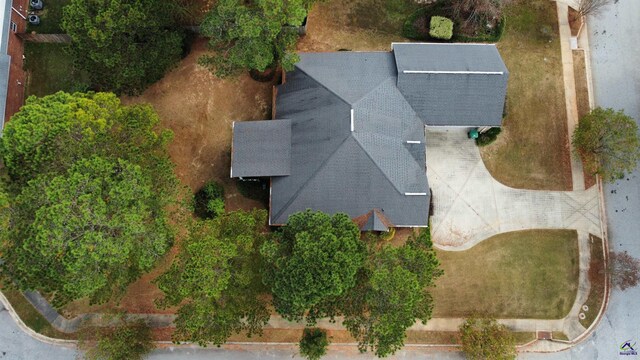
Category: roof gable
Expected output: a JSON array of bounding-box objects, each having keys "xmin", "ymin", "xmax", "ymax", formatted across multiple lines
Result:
[
  {"xmin": 393, "ymin": 43, "xmax": 509, "ymax": 126},
  {"xmin": 231, "ymin": 120, "xmax": 291, "ymax": 177},
  {"xmin": 296, "ymin": 52, "xmax": 397, "ymax": 104}
]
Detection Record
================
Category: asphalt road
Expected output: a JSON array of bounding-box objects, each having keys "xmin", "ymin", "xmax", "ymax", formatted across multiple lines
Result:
[{"xmin": 1, "ymin": 1, "xmax": 639, "ymax": 359}]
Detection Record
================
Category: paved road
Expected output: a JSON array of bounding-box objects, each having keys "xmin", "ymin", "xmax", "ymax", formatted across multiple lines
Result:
[
  {"xmin": 0, "ymin": 302, "xmax": 77, "ymax": 360},
  {"xmin": 523, "ymin": 0, "xmax": 640, "ymax": 358}
]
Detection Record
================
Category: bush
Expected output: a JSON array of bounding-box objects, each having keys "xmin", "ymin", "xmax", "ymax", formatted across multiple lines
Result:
[
  {"xmin": 78, "ymin": 317, "xmax": 155, "ymax": 360},
  {"xmin": 381, "ymin": 227, "xmax": 397, "ymax": 241},
  {"xmin": 402, "ymin": 6, "xmax": 506, "ymax": 42},
  {"xmin": 194, "ymin": 181, "xmax": 225, "ymax": 219},
  {"xmin": 459, "ymin": 317, "xmax": 516, "ymax": 360},
  {"xmin": 299, "ymin": 328, "xmax": 329, "ymax": 360},
  {"xmin": 476, "ymin": 127, "xmax": 502, "ymax": 146},
  {"xmin": 429, "ymin": 16, "xmax": 454, "ymax": 40}
]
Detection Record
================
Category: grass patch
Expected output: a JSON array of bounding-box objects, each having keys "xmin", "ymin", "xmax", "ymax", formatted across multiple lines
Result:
[
  {"xmin": 553, "ymin": 331, "xmax": 570, "ymax": 341},
  {"xmin": 480, "ymin": 0, "xmax": 572, "ymax": 190},
  {"xmin": 349, "ymin": 0, "xmax": 420, "ymax": 35},
  {"xmin": 27, "ymin": 0, "xmax": 71, "ymax": 34},
  {"xmin": 24, "ymin": 42, "xmax": 90, "ymax": 97},
  {"xmin": 1, "ymin": 289, "xmax": 72, "ymax": 339},
  {"xmin": 432, "ymin": 230, "xmax": 579, "ymax": 319},
  {"xmin": 579, "ymin": 234, "xmax": 605, "ymax": 329},
  {"xmin": 573, "ymin": 50, "xmax": 596, "ymax": 189}
]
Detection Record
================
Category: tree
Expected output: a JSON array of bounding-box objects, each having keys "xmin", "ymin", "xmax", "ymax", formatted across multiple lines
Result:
[
  {"xmin": 78, "ymin": 316, "xmax": 155, "ymax": 360},
  {"xmin": 448, "ymin": 0, "xmax": 511, "ymax": 30},
  {"xmin": 155, "ymin": 210, "xmax": 270, "ymax": 346},
  {"xmin": 261, "ymin": 210, "xmax": 365, "ymax": 321},
  {"xmin": 4, "ymin": 157, "xmax": 173, "ymax": 305},
  {"xmin": 573, "ymin": 107, "xmax": 640, "ymax": 182},
  {"xmin": 459, "ymin": 317, "xmax": 516, "ymax": 360},
  {"xmin": 198, "ymin": 0, "xmax": 310, "ymax": 77},
  {"xmin": 609, "ymin": 251, "xmax": 640, "ymax": 291},
  {"xmin": 0, "ymin": 92, "xmax": 181, "ymax": 306},
  {"xmin": 0, "ymin": 92, "xmax": 176, "ymax": 188},
  {"xmin": 299, "ymin": 328, "xmax": 330, "ymax": 360},
  {"xmin": 194, "ymin": 180, "xmax": 225, "ymax": 219},
  {"xmin": 341, "ymin": 230, "xmax": 443, "ymax": 357},
  {"xmin": 577, "ymin": 0, "xmax": 612, "ymax": 17},
  {"xmin": 61, "ymin": 0, "xmax": 184, "ymax": 94}
]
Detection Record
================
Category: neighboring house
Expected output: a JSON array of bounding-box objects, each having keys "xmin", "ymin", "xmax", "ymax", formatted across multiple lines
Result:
[
  {"xmin": 231, "ymin": 43, "xmax": 509, "ymax": 231},
  {"xmin": 0, "ymin": 0, "xmax": 27, "ymax": 133}
]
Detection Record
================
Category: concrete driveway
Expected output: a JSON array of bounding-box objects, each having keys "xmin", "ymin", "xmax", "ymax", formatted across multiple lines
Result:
[{"xmin": 425, "ymin": 127, "xmax": 602, "ymax": 250}]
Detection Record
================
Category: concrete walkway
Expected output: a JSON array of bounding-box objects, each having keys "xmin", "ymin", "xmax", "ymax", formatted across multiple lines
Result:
[
  {"xmin": 426, "ymin": 127, "xmax": 602, "ymax": 251},
  {"xmin": 556, "ymin": 1, "xmax": 586, "ymax": 191}
]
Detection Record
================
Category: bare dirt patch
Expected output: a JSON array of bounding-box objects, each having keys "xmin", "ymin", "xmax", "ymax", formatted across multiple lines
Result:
[
  {"xmin": 63, "ymin": 38, "xmax": 274, "ymax": 317},
  {"xmin": 122, "ymin": 38, "xmax": 273, "ymax": 212}
]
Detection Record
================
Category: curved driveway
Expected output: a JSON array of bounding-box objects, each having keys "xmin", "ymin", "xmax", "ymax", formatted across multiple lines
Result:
[{"xmin": 426, "ymin": 127, "xmax": 601, "ymax": 251}]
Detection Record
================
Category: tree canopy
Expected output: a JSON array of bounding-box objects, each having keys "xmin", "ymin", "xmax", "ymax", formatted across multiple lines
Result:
[
  {"xmin": 572, "ymin": 107, "xmax": 640, "ymax": 182},
  {"xmin": 199, "ymin": 0, "xmax": 312, "ymax": 77},
  {"xmin": 0, "ymin": 92, "xmax": 180, "ymax": 306},
  {"xmin": 341, "ymin": 230, "xmax": 443, "ymax": 357},
  {"xmin": 299, "ymin": 328, "xmax": 329, "ymax": 360},
  {"xmin": 78, "ymin": 316, "xmax": 155, "ymax": 360},
  {"xmin": 155, "ymin": 210, "xmax": 270, "ymax": 346},
  {"xmin": 261, "ymin": 210, "xmax": 364, "ymax": 321},
  {"xmin": 61, "ymin": 0, "xmax": 184, "ymax": 94},
  {"xmin": 459, "ymin": 317, "xmax": 516, "ymax": 360}
]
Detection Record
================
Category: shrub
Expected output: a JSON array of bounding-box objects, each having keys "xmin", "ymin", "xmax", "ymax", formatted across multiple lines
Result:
[
  {"xmin": 299, "ymin": 328, "xmax": 330, "ymax": 360},
  {"xmin": 381, "ymin": 227, "xmax": 397, "ymax": 241},
  {"xmin": 429, "ymin": 16, "xmax": 454, "ymax": 40},
  {"xmin": 476, "ymin": 127, "xmax": 502, "ymax": 146},
  {"xmin": 194, "ymin": 181, "xmax": 225, "ymax": 219},
  {"xmin": 459, "ymin": 317, "xmax": 516, "ymax": 360}
]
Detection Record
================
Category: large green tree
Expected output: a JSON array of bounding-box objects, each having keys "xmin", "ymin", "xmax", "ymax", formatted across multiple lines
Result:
[
  {"xmin": 341, "ymin": 230, "xmax": 443, "ymax": 357},
  {"xmin": 459, "ymin": 317, "xmax": 516, "ymax": 360},
  {"xmin": 573, "ymin": 107, "xmax": 640, "ymax": 182},
  {"xmin": 5, "ymin": 157, "xmax": 173, "ymax": 305},
  {"xmin": 199, "ymin": 0, "xmax": 311, "ymax": 77},
  {"xmin": 261, "ymin": 210, "xmax": 365, "ymax": 321},
  {"xmin": 0, "ymin": 91, "xmax": 180, "ymax": 306},
  {"xmin": 155, "ymin": 210, "xmax": 270, "ymax": 346},
  {"xmin": 0, "ymin": 92, "xmax": 174, "ymax": 187},
  {"xmin": 61, "ymin": 0, "xmax": 184, "ymax": 94}
]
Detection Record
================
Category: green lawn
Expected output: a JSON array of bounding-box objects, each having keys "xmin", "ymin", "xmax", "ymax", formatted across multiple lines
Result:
[
  {"xmin": 432, "ymin": 230, "xmax": 579, "ymax": 319},
  {"xmin": 579, "ymin": 234, "xmax": 605, "ymax": 329},
  {"xmin": 480, "ymin": 0, "xmax": 573, "ymax": 190},
  {"xmin": 24, "ymin": 42, "xmax": 89, "ymax": 97},
  {"xmin": 2, "ymin": 289, "xmax": 71, "ymax": 339},
  {"xmin": 27, "ymin": 0, "xmax": 70, "ymax": 34}
]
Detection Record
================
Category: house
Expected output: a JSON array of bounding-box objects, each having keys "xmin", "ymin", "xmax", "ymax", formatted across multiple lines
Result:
[{"xmin": 230, "ymin": 43, "xmax": 509, "ymax": 231}]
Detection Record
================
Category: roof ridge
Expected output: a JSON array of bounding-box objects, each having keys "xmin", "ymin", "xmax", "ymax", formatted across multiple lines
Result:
[
  {"xmin": 352, "ymin": 134, "xmax": 404, "ymax": 194},
  {"xmin": 271, "ymin": 134, "xmax": 353, "ymax": 222},
  {"xmin": 295, "ymin": 61, "xmax": 395, "ymax": 106},
  {"xmin": 294, "ymin": 65, "xmax": 354, "ymax": 107}
]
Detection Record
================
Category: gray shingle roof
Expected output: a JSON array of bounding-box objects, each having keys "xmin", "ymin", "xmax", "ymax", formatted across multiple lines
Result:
[
  {"xmin": 393, "ymin": 43, "xmax": 509, "ymax": 126},
  {"xmin": 230, "ymin": 43, "xmax": 508, "ymax": 228},
  {"xmin": 269, "ymin": 55, "xmax": 430, "ymax": 227},
  {"xmin": 231, "ymin": 120, "xmax": 291, "ymax": 177}
]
